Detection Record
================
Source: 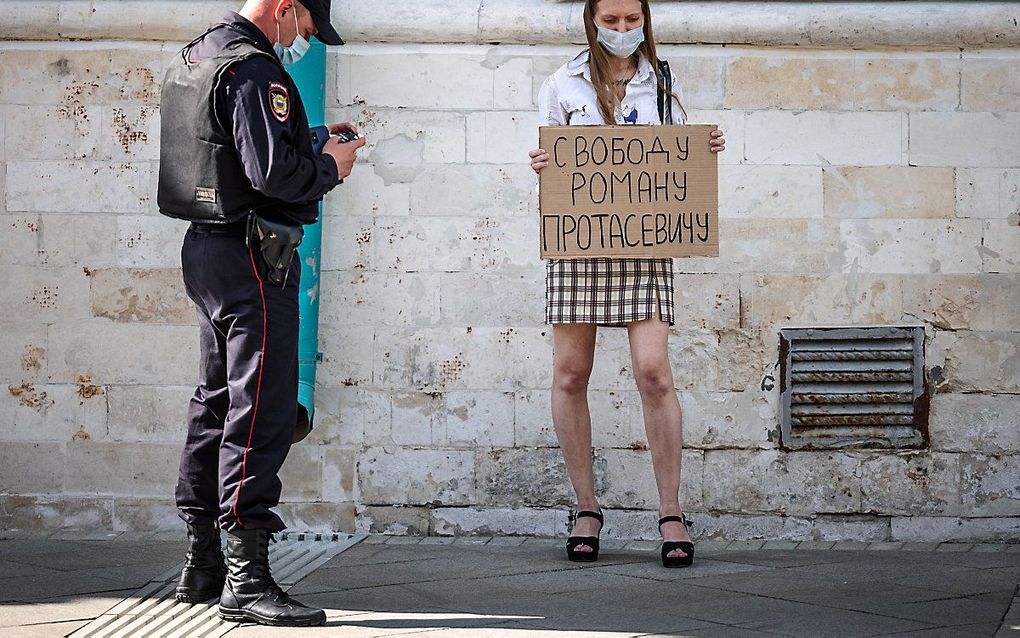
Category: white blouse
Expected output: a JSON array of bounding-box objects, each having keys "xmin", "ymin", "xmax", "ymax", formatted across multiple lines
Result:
[{"xmin": 538, "ymin": 49, "xmax": 687, "ymax": 127}]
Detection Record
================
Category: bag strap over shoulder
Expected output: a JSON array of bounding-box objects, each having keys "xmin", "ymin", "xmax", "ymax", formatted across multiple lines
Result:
[{"xmin": 657, "ymin": 59, "xmax": 674, "ymax": 125}]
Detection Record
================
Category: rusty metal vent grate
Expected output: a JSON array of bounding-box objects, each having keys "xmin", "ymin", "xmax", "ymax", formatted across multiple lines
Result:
[{"xmin": 779, "ymin": 326, "xmax": 927, "ymax": 450}]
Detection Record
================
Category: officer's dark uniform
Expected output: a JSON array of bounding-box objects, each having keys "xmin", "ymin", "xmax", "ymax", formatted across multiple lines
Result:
[{"xmin": 158, "ymin": 12, "xmax": 340, "ymax": 535}]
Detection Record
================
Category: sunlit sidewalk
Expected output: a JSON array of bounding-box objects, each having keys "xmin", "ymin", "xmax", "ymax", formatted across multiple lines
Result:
[{"xmin": 1, "ymin": 531, "xmax": 1018, "ymax": 637}]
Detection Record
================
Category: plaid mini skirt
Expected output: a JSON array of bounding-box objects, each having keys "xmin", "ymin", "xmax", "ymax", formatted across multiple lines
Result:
[{"xmin": 545, "ymin": 257, "xmax": 675, "ymax": 326}]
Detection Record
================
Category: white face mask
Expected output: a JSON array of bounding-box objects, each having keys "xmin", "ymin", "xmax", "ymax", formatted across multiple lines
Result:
[
  {"xmin": 274, "ymin": 7, "xmax": 309, "ymax": 66},
  {"xmin": 596, "ymin": 25, "xmax": 645, "ymax": 59}
]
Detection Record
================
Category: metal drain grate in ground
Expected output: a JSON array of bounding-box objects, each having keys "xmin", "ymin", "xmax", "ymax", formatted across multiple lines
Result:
[{"xmin": 71, "ymin": 533, "xmax": 366, "ymax": 638}]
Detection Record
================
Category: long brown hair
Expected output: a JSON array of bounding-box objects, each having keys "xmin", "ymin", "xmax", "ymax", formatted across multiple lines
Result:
[{"xmin": 583, "ymin": 0, "xmax": 687, "ymax": 125}]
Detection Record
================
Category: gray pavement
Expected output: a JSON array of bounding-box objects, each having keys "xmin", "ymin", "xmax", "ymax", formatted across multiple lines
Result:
[{"xmin": 1, "ymin": 532, "xmax": 1019, "ymax": 637}]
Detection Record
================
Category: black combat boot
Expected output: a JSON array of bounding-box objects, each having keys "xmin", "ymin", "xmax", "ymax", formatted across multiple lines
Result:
[
  {"xmin": 175, "ymin": 522, "xmax": 227, "ymax": 603},
  {"xmin": 218, "ymin": 529, "xmax": 326, "ymax": 626}
]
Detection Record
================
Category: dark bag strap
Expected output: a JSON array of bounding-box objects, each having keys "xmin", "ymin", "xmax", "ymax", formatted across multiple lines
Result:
[{"xmin": 657, "ymin": 58, "xmax": 673, "ymax": 125}]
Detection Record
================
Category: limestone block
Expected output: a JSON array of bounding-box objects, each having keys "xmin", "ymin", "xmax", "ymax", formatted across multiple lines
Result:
[
  {"xmin": 511, "ymin": 327, "xmax": 554, "ymax": 390},
  {"xmin": 63, "ymin": 441, "xmax": 178, "ymax": 497},
  {"xmin": 438, "ymin": 272, "xmax": 545, "ymax": 327},
  {"xmin": 747, "ymin": 274, "xmax": 904, "ymax": 328},
  {"xmin": 658, "ymin": 47, "xmax": 729, "ymax": 111},
  {"xmin": 6, "ymin": 161, "xmax": 152, "ymax": 213},
  {"xmin": 0, "ymin": 213, "xmax": 120, "ymax": 268},
  {"xmin": 0, "ymin": 442, "xmax": 65, "ymax": 493},
  {"xmin": 385, "ymin": 391, "xmax": 434, "ymax": 446},
  {"xmin": 47, "ymin": 321, "xmax": 197, "ymax": 385},
  {"xmin": 1, "ymin": 265, "xmax": 91, "ymax": 323},
  {"xmin": 901, "ymin": 274, "xmax": 1020, "ymax": 331},
  {"xmin": 597, "ymin": 448, "xmax": 704, "ymax": 510},
  {"xmin": 673, "ymin": 273, "xmax": 741, "ymax": 330},
  {"xmin": 112, "ymin": 497, "xmax": 179, "ymax": 531},
  {"xmin": 116, "ymin": 214, "xmax": 185, "ymax": 268},
  {"xmin": 839, "ymin": 219, "xmax": 985, "ymax": 274},
  {"xmin": 961, "ymin": 454, "xmax": 1020, "ymax": 516},
  {"xmin": 317, "ymin": 323, "xmax": 374, "ymax": 387},
  {"xmin": 322, "ymin": 446, "xmax": 358, "ymax": 503},
  {"xmin": 373, "ymin": 326, "xmax": 518, "ymax": 391},
  {"xmin": 745, "ymin": 111, "xmax": 906, "ymax": 166},
  {"xmin": 684, "ymin": 109, "xmax": 744, "ymax": 165},
  {"xmin": 980, "ymin": 220, "xmax": 1020, "ymax": 274},
  {"xmin": 668, "ymin": 328, "xmax": 770, "ymax": 392},
  {"xmin": 0, "ymin": 46, "xmax": 109, "ymax": 105},
  {"xmin": 930, "ymin": 394, "xmax": 1020, "ymax": 454},
  {"xmin": 853, "ymin": 54, "xmax": 960, "ymax": 111},
  {"xmin": 0, "ymin": 495, "xmax": 113, "ymax": 531},
  {"xmin": 101, "ymin": 105, "xmax": 160, "ymax": 161},
  {"xmin": 105, "ymin": 384, "xmax": 191, "ymax": 443},
  {"xmin": 679, "ymin": 218, "xmax": 844, "ymax": 275},
  {"xmin": 319, "ymin": 214, "xmax": 374, "ymax": 271},
  {"xmin": 358, "ymin": 446, "xmax": 476, "ymax": 505},
  {"xmin": 308, "ymin": 386, "xmax": 388, "ymax": 447},
  {"xmin": 318, "ymin": 270, "xmax": 440, "ymax": 327},
  {"xmin": 4, "ymin": 104, "xmax": 102, "ymax": 160},
  {"xmin": 956, "ymin": 168, "xmax": 1020, "ymax": 220},
  {"xmin": 696, "ymin": 513, "xmax": 889, "ymax": 542},
  {"xmin": 371, "ymin": 216, "xmax": 436, "ymax": 272},
  {"xmin": 333, "ymin": 107, "xmax": 466, "ymax": 165},
  {"xmin": 860, "ymin": 453, "xmax": 962, "ymax": 515},
  {"xmin": 356, "ymin": 505, "xmax": 429, "ymax": 535},
  {"xmin": 0, "ymin": 321, "xmax": 47, "ymax": 382},
  {"xmin": 435, "ymin": 390, "xmax": 515, "ymax": 448},
  {"xmin": 410, "ymin": 164, "xmax": 536, "ymax": 217},
  {"xmin": 703, "ymin": 449, "xmax": 861, "ymax": 514},
  {"xmin": 326, "ymin": 163, "xmax": 412, "ymax": 216},
  {"xmin": 512, "ymin": 390, "xmax": 557, "ymax": 448},
  {"xmin": 492, "ymin": 54, "xmax": 535, "ymax": 112},
  {"xmin": 962, "ymin": 53, "xmax": 1020, "ymax": 112},
  {"xmin": 334, "ymin": 6, "xmax": 481, "ymax": 46},
  {"xmin": 432, "ymin": 506, "xmax": 567, "ymax": 537},
  {"xmin": 476, "ymin": 446, "xmax": 572, "ymax": 507},
  {"xmin": 89, "ymin": 268, "xmax": 193, "ymax": 324},
  {"xmin": 823, "ymin": 167, "xmax": 955, "ymax": 219},
  {"xmin": 891, "ymin": 516, "xmax": 1020, "ymax": 543},
  {"xmin": 909, "ymin": 112, "xmax": 1020, "ymax": 167},
  {"xmin": 529, "ymin": 47, "xmax": 579, "ymax": 107},
  {"xmin": 725, "ymin": 55, "xmax": 855, "ymax": 110},
  {"xmin": 344, "ymin": 44, "xmax": 497, "ymax": 109},
  {"xmin": 681, "ymin": 391, "xmax": 776, "ymax": 450},
  {"xmin": 927, "ymin": 330, "xmax": 1019, "ymax": 394},
  {"xmin": 276, "ymin": 502, "xmax": 357, "ymax": 533},
  {"xmin": 428, "ymin": 216, "xmax": 540, "ymax": 273},
  {"xmin": 278, "ymin": 444, "xmax": 323, "ymax": 502},
  {"xmin": 720, "ymin": 165, "xmax": 823, "ymax": 219},
  {"xmin": 0, "ymin": 382, "xmax": 107, "ymax": 443},
  {"xmin": 466, "ymin": 111, "xmax": 540, "ymax": 164}
]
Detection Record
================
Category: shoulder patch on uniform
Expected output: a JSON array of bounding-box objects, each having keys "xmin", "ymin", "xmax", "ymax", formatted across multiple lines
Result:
[{"xmin": 268, "ymin": 81, "xmax": 289, "ymax": 122}]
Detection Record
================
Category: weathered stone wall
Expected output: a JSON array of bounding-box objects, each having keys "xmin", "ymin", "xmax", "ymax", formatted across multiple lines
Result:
[{"xmin": 1, "ymin": 2, "xmax": 1018, "ymax": 541}]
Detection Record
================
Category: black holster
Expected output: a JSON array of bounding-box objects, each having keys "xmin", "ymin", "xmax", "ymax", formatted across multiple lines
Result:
[{"xmin": 246, "ymin": 213, "xmax": 303, "ymax": 287}]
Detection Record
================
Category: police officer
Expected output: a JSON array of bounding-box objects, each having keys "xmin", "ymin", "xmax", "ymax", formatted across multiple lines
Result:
[{"xmin": 157, "ymin": 0, "xmax": 365, "ymax": 627}]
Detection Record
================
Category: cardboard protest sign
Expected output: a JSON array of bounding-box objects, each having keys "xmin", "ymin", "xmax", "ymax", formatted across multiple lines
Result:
[{"xmin": 538, "ymin": 125, "xmax": 719, "ymax": 259}]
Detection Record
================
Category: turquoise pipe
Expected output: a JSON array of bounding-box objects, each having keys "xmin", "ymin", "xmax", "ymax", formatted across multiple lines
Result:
[{"xmin": 288, "ymin": 39, "xmax": 327, "ymax": 442}]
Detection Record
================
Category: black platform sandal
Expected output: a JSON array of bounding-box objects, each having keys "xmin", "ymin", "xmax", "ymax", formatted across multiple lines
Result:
[
  {"xmin": 566, "ymin": 510, "xmax": 604, "ymax": 562},
  {"xmin": 658, "ymin": 514, "xmax": 695, "ymax": 568}
]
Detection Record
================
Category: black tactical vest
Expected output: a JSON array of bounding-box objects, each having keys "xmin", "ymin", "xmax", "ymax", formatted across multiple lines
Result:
[{"xmin": 157, "ymin": 34, "xmax": 317, "ymax": 224}]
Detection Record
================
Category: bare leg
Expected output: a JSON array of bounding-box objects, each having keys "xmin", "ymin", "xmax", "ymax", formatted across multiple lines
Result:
[
  {"xmin": 627, "ymin": 318, "xmax": 690, "ymax": 559},
  {"xmin": 551, "ymin": 323, "xmax": 600, "ymax": 552}
]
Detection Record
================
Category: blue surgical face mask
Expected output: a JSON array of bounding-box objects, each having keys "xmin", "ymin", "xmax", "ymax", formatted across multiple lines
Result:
[
  {"xmin": 274, "ymin": 8, "xmax": 309, "ymax": 66},
  {"xmin": 596, "ymin": 25, "xmax": 645, "ymax": 59}
]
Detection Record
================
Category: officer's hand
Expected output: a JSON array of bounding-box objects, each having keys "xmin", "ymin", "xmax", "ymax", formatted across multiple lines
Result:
[
  {"xmin": 323, "ymin": 134, "xmax": 367, "ymax": 181},
  {"xmin": 328, "ymin": 122, "xmax": 358, "ymax": 136}
]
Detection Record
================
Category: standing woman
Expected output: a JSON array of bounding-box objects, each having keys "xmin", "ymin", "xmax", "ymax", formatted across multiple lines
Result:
[{"xmin": 529, "ymin": 0, "xmax": 725, "ymax": 568}]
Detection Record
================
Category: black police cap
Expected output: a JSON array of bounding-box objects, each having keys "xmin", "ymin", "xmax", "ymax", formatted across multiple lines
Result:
[{"xmin": 301, "ymin": 0, "xmax": 344, "ymax": 45}]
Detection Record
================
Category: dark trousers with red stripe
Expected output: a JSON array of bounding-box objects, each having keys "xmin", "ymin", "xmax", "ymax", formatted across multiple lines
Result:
[{"xmin": 176, "ymin": 226, "xmax": 299, "ymax": 533}]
